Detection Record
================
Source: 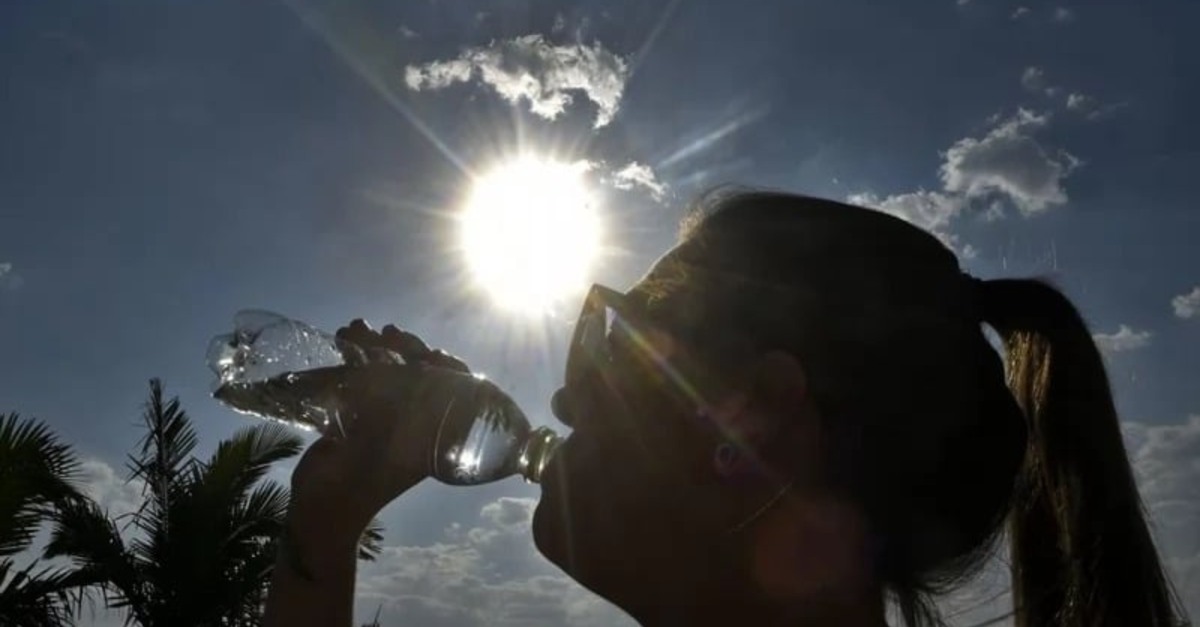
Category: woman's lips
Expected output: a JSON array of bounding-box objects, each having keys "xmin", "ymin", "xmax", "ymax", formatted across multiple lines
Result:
[{"xmin": 539, "ymin": 436, "xmax": 572, "ymax": 490}]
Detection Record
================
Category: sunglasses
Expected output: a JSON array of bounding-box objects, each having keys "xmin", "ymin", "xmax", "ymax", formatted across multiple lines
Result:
[
  {"xmin": 555, "ymin": 284, "xmax": 644, "ymax": 424},
  {"xmin": 564, "ymin": 284, "xmax": 637, "ymax": 388},
  {"xmin": 557, "ymin": 284, "xmax": 708, "ymax": 421},
  {"xmin": 561, "ymin": 280, "xmax": 762, "ymax": 424},
  {"xmin": 556, "ymin": 283, "xmax": 794, "ymax": 534}
]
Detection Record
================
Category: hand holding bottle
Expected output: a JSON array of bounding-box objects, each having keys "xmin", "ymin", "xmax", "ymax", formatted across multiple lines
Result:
[
  {"xmin": 240, "ymin": 314, "xmax": 561, "ymax": 627},
  {"xmin": 260, "ymin": 319, "xmax": 467, "ymax": 627},
  {"xmin": 286, "ymin": 319, "xmax": 473, "ymax": 536},
  {"xmin": 208, "ymin": 311, "xmax": 559, "ymax": 537}
]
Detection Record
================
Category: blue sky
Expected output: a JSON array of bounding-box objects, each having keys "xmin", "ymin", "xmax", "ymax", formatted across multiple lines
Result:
[{"xmin": 2, "ymin": 0, "xmax": 1197, "ymax": 624}]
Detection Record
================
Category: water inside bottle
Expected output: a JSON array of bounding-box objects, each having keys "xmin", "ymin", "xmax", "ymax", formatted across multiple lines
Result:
[
  {"xmin": 212, "ymin": 367, "xmax": 345, "ymax": 433},
  {"xmin": 427, "ymin": 373, "xmax": 558, "ymax": 485},
  {"xmin": 207, "ymin": 310, "xmax": 561, "ymax": 484},
  {"xmin": 214, "ymin": 364, "xmax": 560, "ymax": 483}
]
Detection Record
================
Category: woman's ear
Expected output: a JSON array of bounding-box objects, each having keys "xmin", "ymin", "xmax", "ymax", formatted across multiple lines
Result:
[
  {"xmin": 752, "ymin": 350, "xmax": 809, "ymax": 414},
  {"xmin": 702, "ymin": 350, "xmax": 815, "ymax": 480},
  {"xmin": 754, "ymin": 350, "xmax": 825, "ymax": 476}
]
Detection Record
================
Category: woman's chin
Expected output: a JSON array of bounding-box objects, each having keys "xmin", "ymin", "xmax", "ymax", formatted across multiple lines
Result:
[
  {"xmin": 531, "ymin": 484, "xmax": 568, "ymax": 565},
  {"xmin": 532, "ymin": 489, "xmax": 601, "ymax": 583}
]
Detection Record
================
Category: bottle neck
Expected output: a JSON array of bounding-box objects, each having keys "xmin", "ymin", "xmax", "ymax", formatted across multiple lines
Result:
[{"xmin": 518, "ymin": 427, "xmax": 561, "ymax": 483}]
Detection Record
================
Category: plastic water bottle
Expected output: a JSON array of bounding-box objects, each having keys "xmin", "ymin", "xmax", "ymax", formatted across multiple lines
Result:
[{"xmin": 206, "ymin": 310, "xmax": 560, "ymax": 485}]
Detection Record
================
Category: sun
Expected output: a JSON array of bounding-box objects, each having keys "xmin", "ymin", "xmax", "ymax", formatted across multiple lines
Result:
[{"xmin": 459, "ymin": 156, "xmax": 602, "ymax": 313}]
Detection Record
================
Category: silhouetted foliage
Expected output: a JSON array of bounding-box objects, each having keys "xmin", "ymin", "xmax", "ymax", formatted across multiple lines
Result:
[
  {"xmin": 44, "ymin": 379, "xmax": 383, "ymax": 626},
  {"xmin": 0, "ymin": 413, "xmax": 91, "ymax": 627}
]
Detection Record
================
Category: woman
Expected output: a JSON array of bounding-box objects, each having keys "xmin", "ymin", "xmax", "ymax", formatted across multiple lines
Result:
[{"xmin": 264, "ymin": 191, "xmax": 1188, "ymax": 627}]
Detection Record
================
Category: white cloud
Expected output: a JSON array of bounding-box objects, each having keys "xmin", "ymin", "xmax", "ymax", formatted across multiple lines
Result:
[
  {"xmin": 1086, "ymin": 101, "xmax": 1129, "ymax": 122},
  {"xmin": 937, "ymin": 543, "xmax": 1015, "ymax": 626},
  {"xmin": 78, "ymin": 458, "xmax": 145, "ymax": 520},
  {"xmin": 850, "ymin": 109, "xmax": 1075, "ymax": 256},
  {"xmin": 405, "ymin": 35, "xmax": 630, "ymax": 128},
  {"xmin": 398, "ymin": 25, "xmax": 419, "ymax": 40},
  {"xmin": 1011, "ymin": 6, "xmax": 1031, "ymax": 19},
  {"xmin": 940, "ymin": 109, "xmax": 1079, "ymax": 214},
  {"xmin": 1128, "ymin": 417, "xmax": 1200, "ymax": 529},
  {"xmin": 1020, "ymin": 66, "xmax": 1066, "ymax": 101},
  {"xmin": 609, "ymin": 161, "xmax": 667, "ymax": 201},
  {"xmin": 1021, "ymin": 67, "xmax": 1047, "ymax": 92},
  {"xmin": 1021, "ymin": 71, "xmax": 1122, "ymax": 122},
  {"xmin": 847, "ymin": 191, "xmax": 970, "ymax": 254},
  {"xmin": 404, "ymin": 60, "xmax": 472, "ymax": 90},
  {"xmin": 1125, "ymin": 416, "xmax": 1200, "ymax": 620},
  {"xmin": 1019, "ymin": 66, "xmax": 1123, "ymax": 122},
  {"xmin": 845, "ymin": 190, "xmax": 964, "ymax": 232},
  {"xmin": 356, "ymin": 497, "xmax": 633, "ymax": 627},
  {"xmin": 1053, "ymin": 7, "xmax": 1076, "ymax": 22},
  {"xmin": 1173, "ymin": 287, "xmax": 1200, "ymax": 319},
  {"xmin": 1092, "ymin": 324, "xmax": 1153, "ymax": 353},
  {"xmin": 1066, "ymin": 92, "xmax": 1094, "ymax": 111},
  {"xmin": 938, "ymin": 415, "xmax": 1200, "ymax": 624},
  {"xmin": 1065, "ymin": 93, "xmax": 1127, "ymax": 121},
  {"xmin": 0, "ymin": 261, "xmax": 23, "ymax": 290},
  {"xmin": 479, "ymin": 496, "xmax": 536, "ymax": 531}
]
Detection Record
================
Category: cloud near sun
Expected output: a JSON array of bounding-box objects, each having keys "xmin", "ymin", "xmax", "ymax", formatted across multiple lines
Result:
[
  {"xmin": 850, "ymin": 108, "xmax": 1079, "ymax": 257},
  {"xmin": 404, "ymin": 34, "xmax": 630, "ymax": 129}
]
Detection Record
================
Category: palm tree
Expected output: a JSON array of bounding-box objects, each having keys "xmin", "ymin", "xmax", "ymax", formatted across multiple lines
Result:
[
  {"xmin": 47, "ymin": 379, "xmax": 382, "ymax": 626},
  {"xmin": 360, "ymin": 604, "xmax": 383, "ymax": 627},
  {"xmin": 0, "ymin": 412, "xmax": 90, "ymax": 627}
]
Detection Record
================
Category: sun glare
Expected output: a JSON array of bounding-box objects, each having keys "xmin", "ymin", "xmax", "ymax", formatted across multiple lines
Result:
[{"xmin": 459, "ymin": 156, "xmax": 601, "ymax": 313}]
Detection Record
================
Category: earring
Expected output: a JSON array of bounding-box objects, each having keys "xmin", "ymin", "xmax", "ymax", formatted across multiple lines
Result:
[{"xmin": 714, "ymin": 442, "xmax": 741, "ymax": 477}]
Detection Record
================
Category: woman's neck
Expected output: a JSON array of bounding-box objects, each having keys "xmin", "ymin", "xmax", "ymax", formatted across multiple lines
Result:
[
  {"xmin": 629, "ymin": 585, "xmax": 889, "ymax": 627},
  {"xmin": 633, "ymin": 492, "xmax": 888, "ymax": 627}
]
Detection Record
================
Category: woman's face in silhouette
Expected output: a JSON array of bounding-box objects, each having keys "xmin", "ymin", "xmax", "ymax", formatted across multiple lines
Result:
[{"xmin": 532, "ymin": 252, "xmax": 753, "ymax": 612}]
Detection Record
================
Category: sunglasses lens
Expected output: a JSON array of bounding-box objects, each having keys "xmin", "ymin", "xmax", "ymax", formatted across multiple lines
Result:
[
  {"xmin": 566, "ymin": 302, "xmax": 601, "ymax": 380},
  {"xmin": 581, "ymin": 308, "xmax": 610, "ymax": 353},
  {"xmin": 569, "ymin": 283, "xmax": 639, "ymax": 380}
]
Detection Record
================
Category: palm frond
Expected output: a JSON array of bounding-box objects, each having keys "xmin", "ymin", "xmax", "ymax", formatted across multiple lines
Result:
[
  {"xmin": 44, "ymin": 498, "xmax": 146, "ymax": 624},
  {"xmin": 358, "ymin": 518, "xmax": 384, "ymax": 562},
  {"xmin": 211, "ymin": 538, "xmax": 279, "ymax": 625},
  {"xmin": 227, "ymin": 483, "xmax": 290, "ymax": 546},
  {"xmin": 24, "ymin": 379, "xmax": 321, "ymax": 626},
  {"xmin": 127, "ymin": 379, "xmax": 197, "ymax": 525},
  {"xmin": 0, "ymin": 557, "xmax": 89, "ymax": 627},
  {"xmin": 201, "ymin": 423, "xmax": 303, "ymax": 505},
  {"xmin": 0, "ymin": 507, "xmax": 42, "ymax": 561},
  {"xmin": 0, "ymin": 413, "xmax": 84, "ymax": 558},
  {"xmin": 127, "ymin": 419, "xmax": 299, "ymax": 625},
  {"xmin": 0, "ymin": 414, "xmax": 80, "ymax": 484}
]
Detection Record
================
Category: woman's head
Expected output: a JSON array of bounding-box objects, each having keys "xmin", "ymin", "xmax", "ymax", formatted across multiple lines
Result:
[{"xmin": 533, "ymin": 190, "xmax": 1186, "ymax": 627}]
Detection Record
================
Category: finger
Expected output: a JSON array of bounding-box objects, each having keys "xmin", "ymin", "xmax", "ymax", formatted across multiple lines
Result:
[
  {"xmin": 354, "ymin": 326, "xmax": 407, "ymax": 365},
  {"xmin": 336, "ymin": 319, "xmax": 380, "ymax": 366},
  {"xmin": 338, "ymin": 319, "xmax": 408, "ymax": 365},
  {"xmin": 381, "ymin": 325, "xmax": 433, "ymax": 362},
  {"xmin": 336, "ymin": 319, "xmax": 376, "ymax": 344},
  {"xmin": 428, "ymin": 349, "xmax": 471, "ymax": 373}
]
